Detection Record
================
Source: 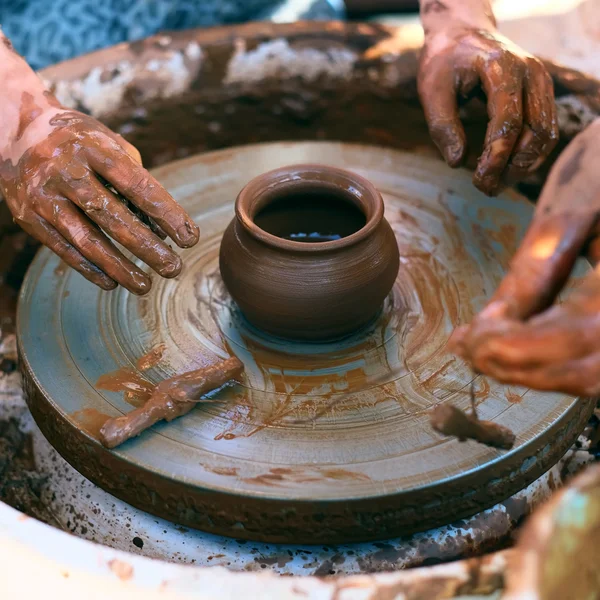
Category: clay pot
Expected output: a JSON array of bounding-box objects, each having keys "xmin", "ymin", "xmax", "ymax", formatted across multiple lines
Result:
[{"xmin": 219, "ymin": 164, "xmax": 399, "ymax": 341}]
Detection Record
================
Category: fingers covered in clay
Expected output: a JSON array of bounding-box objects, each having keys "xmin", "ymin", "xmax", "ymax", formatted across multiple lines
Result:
[
  {"xmin": 471, "ymin": 121, "xmax": 600, "ymax": 322},
  {"xmin": 0, "ymin": 105, "xmax": 199, "ymax": 294},
  {"xmin": 418, "ymin": 57, "xmax": 467, "ymax": 167},
  {"xmin": 15, "ymin": 209, "xmax": 117, "ymax": 290},
  {"xmin": 451, "ymin": 122, "xmax": 600, "ymax": 395},
  {"xmin": 451, "ymin": 273, "xmax": 600, "ymax": 396},
  {"xmin": 59, "ymin": 173, "xmax": 183, "ymax": 278},
  {"xmin": 465, "ymin": 212, "xmax": 593, "ymax": 331},
  {"xmin": 89, "ymin": 148, "xmax": 199, "ymax": 248},
  {"xmin": 473, "ymin": 56, "xmax": 524, "ymax": 194},
  {"xmin": 35, "ymin": 195, "xmax": 152, "ymax": 295},
  {"xmin": 504, "ymin": 61, "xmax": 559, "ymax": 183},
  {"xmin": 418, "ymin": 29, "xmax": 557, "ymax": 196}
]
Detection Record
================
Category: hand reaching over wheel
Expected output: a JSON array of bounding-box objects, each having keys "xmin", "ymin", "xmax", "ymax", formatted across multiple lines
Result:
[
  {"xmin": 418, "ymin": 0, "xmax": 559, "ymax": 196},
  {"xmin": 451, "ymin": 119, "xmax": 600, "ymax": 397},
  {"xmin": 0, "ymin": 30, "xmax": 199, "ymax": 295}
]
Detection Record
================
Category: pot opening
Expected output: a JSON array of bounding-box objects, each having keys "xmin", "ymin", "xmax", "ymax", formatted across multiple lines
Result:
[{"xmin": 253, "ymin": 188, "xmax": 367, "ymax": 244}]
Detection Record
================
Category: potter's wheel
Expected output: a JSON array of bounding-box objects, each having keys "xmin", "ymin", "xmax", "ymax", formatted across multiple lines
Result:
[{"xmin": 18, "ymin": 142, "xmax": 591, "ymax": 543}]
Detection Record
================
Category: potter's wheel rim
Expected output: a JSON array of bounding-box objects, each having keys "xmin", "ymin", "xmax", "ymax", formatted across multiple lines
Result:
[{"xmin": 17, "ymin": 141, "xmax": 593, "ymax": 543}]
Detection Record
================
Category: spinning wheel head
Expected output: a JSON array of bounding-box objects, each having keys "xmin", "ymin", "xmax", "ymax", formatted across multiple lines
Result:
[{"xmin": 18, "ymin": 142, "xmax": 591, "ymax": 543}]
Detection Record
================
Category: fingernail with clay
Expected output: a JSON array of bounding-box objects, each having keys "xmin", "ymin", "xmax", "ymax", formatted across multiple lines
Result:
[
  {"xmin": 177, "ymin": 221, "xmax": 200, "ymax": 248},
  {"xmin": 158, "ymin": 255, "xmax": 183, "ymax": 279},
  {"xmin": 99, "ymin": 279, "xmax": 118, "ymax": 291},
  {"xmin": 444, "ymin": 143, "xmax": 464, "ymax": 168},
  {"xmin": 128, "ymin": 272, "xmax": 152, "ymax": 296},
  {"xmin": 474, "ymin": 174, "xmax": 500, "ymax": 197},
  {"xmin": 511, "ymin": 153, "xmax": 536, "ymax": 170}
]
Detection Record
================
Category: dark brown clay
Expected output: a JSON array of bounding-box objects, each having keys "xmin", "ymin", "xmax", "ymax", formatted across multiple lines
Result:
[{"xmin": 219, "ymin": 164, "xmax": 400, "ymax": 341}]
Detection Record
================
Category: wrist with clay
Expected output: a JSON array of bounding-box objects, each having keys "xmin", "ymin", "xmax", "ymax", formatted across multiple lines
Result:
[{"xmin": 0, "ymin": 29, "xmax": 64, "ymax": 164}]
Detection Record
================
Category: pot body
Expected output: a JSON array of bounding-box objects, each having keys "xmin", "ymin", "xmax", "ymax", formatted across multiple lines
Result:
[{"xmin": 219, "ymin": 169, "xmax": 399, "ymax": 341}]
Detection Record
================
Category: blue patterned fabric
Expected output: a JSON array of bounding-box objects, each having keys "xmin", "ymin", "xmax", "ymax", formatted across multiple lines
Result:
[{"xmin": 0, "ymin": 0, "xmax": 344, "ymax": 70}]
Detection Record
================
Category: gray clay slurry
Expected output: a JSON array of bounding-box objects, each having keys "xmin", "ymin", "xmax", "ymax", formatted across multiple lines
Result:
[{"xmin": 18, "ymin": 142, "xmax": 592, "ymax": 543}]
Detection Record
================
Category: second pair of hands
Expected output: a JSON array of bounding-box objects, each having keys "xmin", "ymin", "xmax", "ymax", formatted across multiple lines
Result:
[{"xmin": 421, "ymin": 3, "xmax": 600, "ymax": 398}]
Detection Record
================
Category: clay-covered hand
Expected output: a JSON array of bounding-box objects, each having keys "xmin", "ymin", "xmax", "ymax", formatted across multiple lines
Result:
[
  {"xmin": 450, "ymin": 119, "xmax": 600, "ymax": 396},
  {"xmin": 0, "ymin": 101, "xmax": 199, "ymax": 295},
  {"xmin": 418, "ymin": 0, "xmax": 558, "ymax": 196}
]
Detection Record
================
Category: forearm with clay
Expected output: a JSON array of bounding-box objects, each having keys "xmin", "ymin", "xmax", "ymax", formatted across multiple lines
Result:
[{"xmin": 418, "ymin": 0, "xmax": 558, "ymax": 196}]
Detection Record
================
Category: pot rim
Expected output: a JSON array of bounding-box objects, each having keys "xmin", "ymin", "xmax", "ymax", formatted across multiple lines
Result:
[{"xmin": 235, "ymin": 164, "xmax": 384, "ymax": 252}]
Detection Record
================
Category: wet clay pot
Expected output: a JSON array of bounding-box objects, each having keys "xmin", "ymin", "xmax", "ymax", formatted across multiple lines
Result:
[{"xmin": 219, "ymin": 164, "xmax": 399, "ymax": 341}]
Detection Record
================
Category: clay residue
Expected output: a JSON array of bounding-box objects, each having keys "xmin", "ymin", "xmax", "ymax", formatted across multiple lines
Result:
[
  {"xmin": 99, "ymin": 357, "xmax": 244, "ymax": 449},
  {"xmin": 43, "ymin": 90, "xmax": 62, "ymax": 108},
  {"xmin": 96, "ymin": 367, "xmax": 155, "ymax": 407},
  {"xmin": 205, "ymin": 466, "xmax": 239, "ymax": 476},
  {"xmin": 136, "ymin": 343, "xmax": 167, "ymax": 371},
  {"xmin": 475, "ymin": 377, "xmax": 491, "ymax": 399},
  {"xmin": 53, "ymin": 261, "xmax": 68, "ymax": 277},
  {"xmin": 430, "ymin": 404, "xmax": 516, "ymax": 450},
  {"xmin": 312, "ymin": 553, "xmax": 346, "ymax": 576},
  {"xmin": 71, "ymin": 408, "xmax": 112, "ymax": 441},
  {"xmin": 321, "ymin": 468, "xmax": 370, "ymax": 481},
  {"xmin": 2, "ymin": 36, "xmax": 15, "ymax": 52},
  {"xmin": 505, "ymin": 389, "xmax": 523, "ymax": 404},
  {"xmin": 254, "ymin": 553, "xmax": 294, "ymax": 569},
  {"xmin": 243, "ymin": 466, "xmax": 371, "ymax": 487}
]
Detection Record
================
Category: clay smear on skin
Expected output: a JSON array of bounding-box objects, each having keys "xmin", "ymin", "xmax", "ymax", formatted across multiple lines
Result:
[
  {"xmin": 1, "ymin": 103, "xmax": 198, "ymax": 296},
  {"xmin": 2, "ymin": 36, "xmax": 16, "ymax": 53},
  {"xmin": 15, "ymin": 92, "xmax": 44, "ymax": 141}
]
